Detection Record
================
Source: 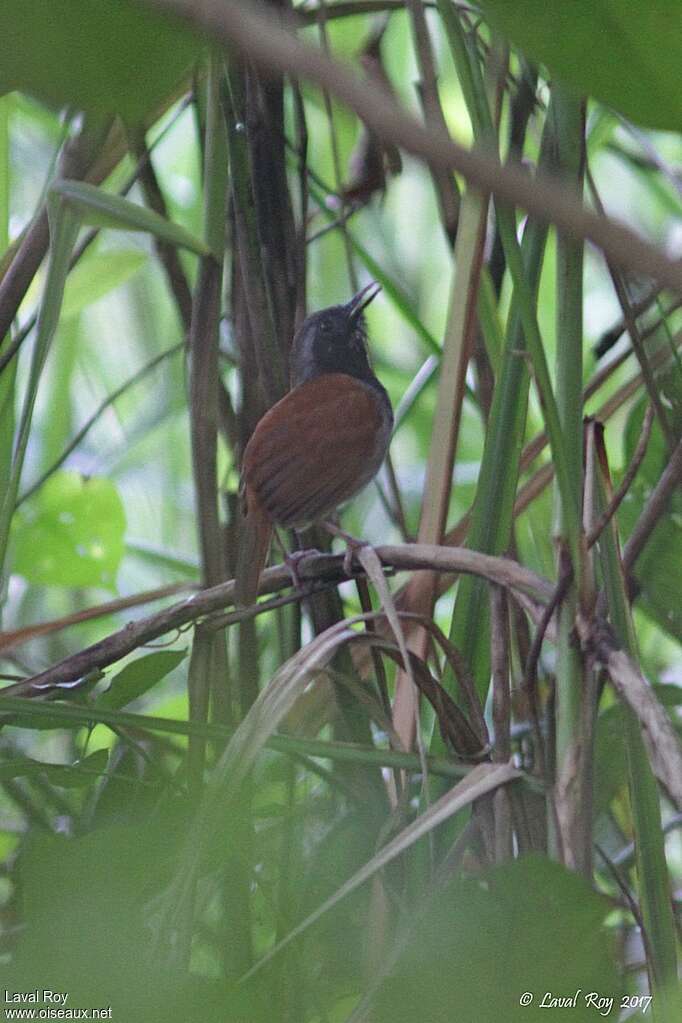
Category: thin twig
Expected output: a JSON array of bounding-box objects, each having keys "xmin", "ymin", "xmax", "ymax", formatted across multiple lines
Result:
[
  {"xmin": 129, "ymin": 130, "xmax": 194, "ymax": 332},
  {"xmin": 522, "ymin": 573, "xmax": 570, "ymax": 777},
  {"xmin": 587, "ymin": 166, "xmax": 676, "ymax": 451},
  {"xmin": 382, "ymin": 453, "xmax": 412, "ymax": 541},
  {"xmin": 397, "ymin": 610, "xmax": 487, "ymax": 746},
  {"xmin": 406, "ymin": 0, "xmax": 460, "ymax": 241},
  {"xmin": 586, "ymin": 404, "xmax": 655, "ymax": 548},
  {"xmin": 594, "ymin": 842, "xmax": 647, "ymax": 937},
  {"xmin": 306, "ymin": 201, "xmax": 364, "ymax": 244},
  {"xmin": 0, "ymin": 581, "xmax": 193, "ymax": 653},
  {"xmin": 610, "ymin": 813, "xmax": 682, "ymax": 870},
  {"xmin": 524, "ymin": 403, "xmax": 654, "ymax": 707},
  {"xmin": 593, "ymin": 285, "xmax": 669, "ymax": 358},
  {"xmin": 623, "ymin": 434, "xmax": 682, "ymax": 571}
]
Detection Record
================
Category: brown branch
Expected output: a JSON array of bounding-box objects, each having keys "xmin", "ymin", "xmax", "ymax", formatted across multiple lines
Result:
[
  {"xmin": 579, "ymin": 621, "xmax": 682, "ymax": 812},
  {"xmin": 0, "ymin": 582, "xmax": 193, "ymax": 653},
  {"xmin": 0, "ymin": 544, "xmax": 553, "ymax": 697},
  {"xmin": 406, "ymin": 0, "xmax": 460, "ymax": 241},
  {"xmin": 137, "ymin": 0, "xmax": 682, "ymax": 294},
  {"xmin": 593, "ymin": 285, "xmax": 668, "ymax": 359},
  {"xmin": 190, "ymin": 255, "xmax": 226, "ymax": 584}
]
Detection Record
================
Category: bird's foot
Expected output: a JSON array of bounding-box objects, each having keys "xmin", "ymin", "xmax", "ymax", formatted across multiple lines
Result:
[
  {"xmin": 321, "ymin": 521, "xmax": 368, "ymax": 577},
  {"xmin": 284, "ymin": 548, "xmax": 319, "ymax": 590}
]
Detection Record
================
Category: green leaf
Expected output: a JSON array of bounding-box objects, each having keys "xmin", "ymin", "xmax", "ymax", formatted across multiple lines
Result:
[
  {"xmin": 373, "ymin": 855, "xmax": 621, "ymax": 1023},
  {"xmin": 0, "ymin": 0, "xmax": 201, "ymax": 123},
  {"xmin": 10, "ymin": 811, "xmax": 273, "ymax": 1020},
  {"xmin": 61, "ymin": 249, "xmax": 148, "ymax": 319},
  {"xmin": 596, "ymin": 686, "xmax": 682, "ymax": 815},
  {"xmin": 594, "ymin": 702, "xmax": 630, "ymax": 816},
  {"xmin": 99, "ymin": 650, "xmax": 188, "ymax": 711},
  {"xmin": 0, "ymin": 198, "xmax": 80, "ymax": 578},
  {"xmin": 12, "ymin": 471, "xmax": 126, "ymax": 588},
  {"xmin": 480, "ymin": 0, "xmax": 682, "ymax": 131},
  {"xmin": 51, "ymin": 181, "xmax": 211, "ymax": 257}
]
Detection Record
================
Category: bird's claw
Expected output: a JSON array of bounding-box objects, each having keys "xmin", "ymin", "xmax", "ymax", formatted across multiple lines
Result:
[
  {"xmin": 342, "ymin": 536, "xmax": 369, "ymax": 577},
  {"xmin": 285, "ymin": 548, "xmax": 319, "ymax": 590},
  {"xmin": 320, "ymin": 520, "xmax": 368, "ymax": 577}
]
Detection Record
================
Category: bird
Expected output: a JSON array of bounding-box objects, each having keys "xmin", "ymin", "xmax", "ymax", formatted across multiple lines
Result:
[{"xmin": 235, "ymin": 281, "xmax": 393, "ymax": 605}]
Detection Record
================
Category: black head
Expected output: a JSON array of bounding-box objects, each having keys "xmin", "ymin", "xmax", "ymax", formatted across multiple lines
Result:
[{"xmin": 290, "ymin": 282, "xmax": 382, "ymax": 388}]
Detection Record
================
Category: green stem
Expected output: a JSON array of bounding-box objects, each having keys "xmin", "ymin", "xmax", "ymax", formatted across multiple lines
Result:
[
  {"xmin": 436, "ymin": 4, "xmax": 558, "ymax": 702},
  {"xmin": 0, "ymin": 199, "xmax": 80, "ymax": 581},
  {"xmin": 439, "ymin": 9, "xmax": 581, "ymax": 568},
  {"xmin": 0, "ymin": 96, "xmax": 8, "ymax": 254},
  {"xmin": 0, "ymin": 95, "xmax": 15, "ymax": 621},
  {"xmin": 0, "ymin": 695, "xmax": 485, "ymax": 780},
  {"xmin": 595, "ymin": 446, "xmax": 678, "ymax": 1015}
]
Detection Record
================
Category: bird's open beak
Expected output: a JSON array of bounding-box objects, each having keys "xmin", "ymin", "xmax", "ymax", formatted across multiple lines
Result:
[{"xmin": 346, "ymin": 280, "xmax": 382, "ymax": 321}]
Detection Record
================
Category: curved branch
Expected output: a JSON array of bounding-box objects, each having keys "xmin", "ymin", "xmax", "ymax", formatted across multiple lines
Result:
[
  {"xmin": 0, "ymin": 543, "xmax": 552, "ymax": 696},
  {"xmin": 136, "ymin": 0, "xmax": 682, "ymax": 294}
]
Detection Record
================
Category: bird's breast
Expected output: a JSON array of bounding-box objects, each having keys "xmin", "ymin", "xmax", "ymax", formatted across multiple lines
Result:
[{"xmin": 241, "ymin": 372, "xmax": 392, "ymax": 529}]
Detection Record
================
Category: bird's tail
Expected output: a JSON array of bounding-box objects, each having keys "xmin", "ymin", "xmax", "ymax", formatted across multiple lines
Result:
[{"xmin": 234, "ymin": 491, "xmax": 272, "ymax": 607}]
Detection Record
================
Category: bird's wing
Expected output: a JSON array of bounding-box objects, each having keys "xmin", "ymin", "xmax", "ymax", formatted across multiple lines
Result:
[{"xmin": 242, "ymin": 373, "xmax": 387, "ymax": 528}]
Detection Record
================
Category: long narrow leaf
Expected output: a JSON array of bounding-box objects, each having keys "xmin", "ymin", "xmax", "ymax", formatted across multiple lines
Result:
[
  {"xmin": 0, "ymin": 194, "xmax": 80, "ymax": 578},
  {"xmin": 51, "ymin": 180, "xmax": 212, "ymax": 257},
  {"xmin": 240, "ymin": 762, "xmax": 521, "ymax": 983},
  {"xmin": 591, "ymin": 428, "xmax": 678, "ymax": 1004}
]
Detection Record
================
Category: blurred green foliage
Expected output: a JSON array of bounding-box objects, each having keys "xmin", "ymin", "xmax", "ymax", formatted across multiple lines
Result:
[
  {"xmin": 12, "ymin": 471, "xmax": 126, "ymax": 588},
  {"xmin": 373, "ymin": 855, "xmax": 621, "ymax": 1023},
  {"xmin": 0, "ymin": 0, "xmax": 200, "ymax": 122},
  {"xmin": 482, "ymin": 0, "xmax": 682, "ymax": 131}
]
